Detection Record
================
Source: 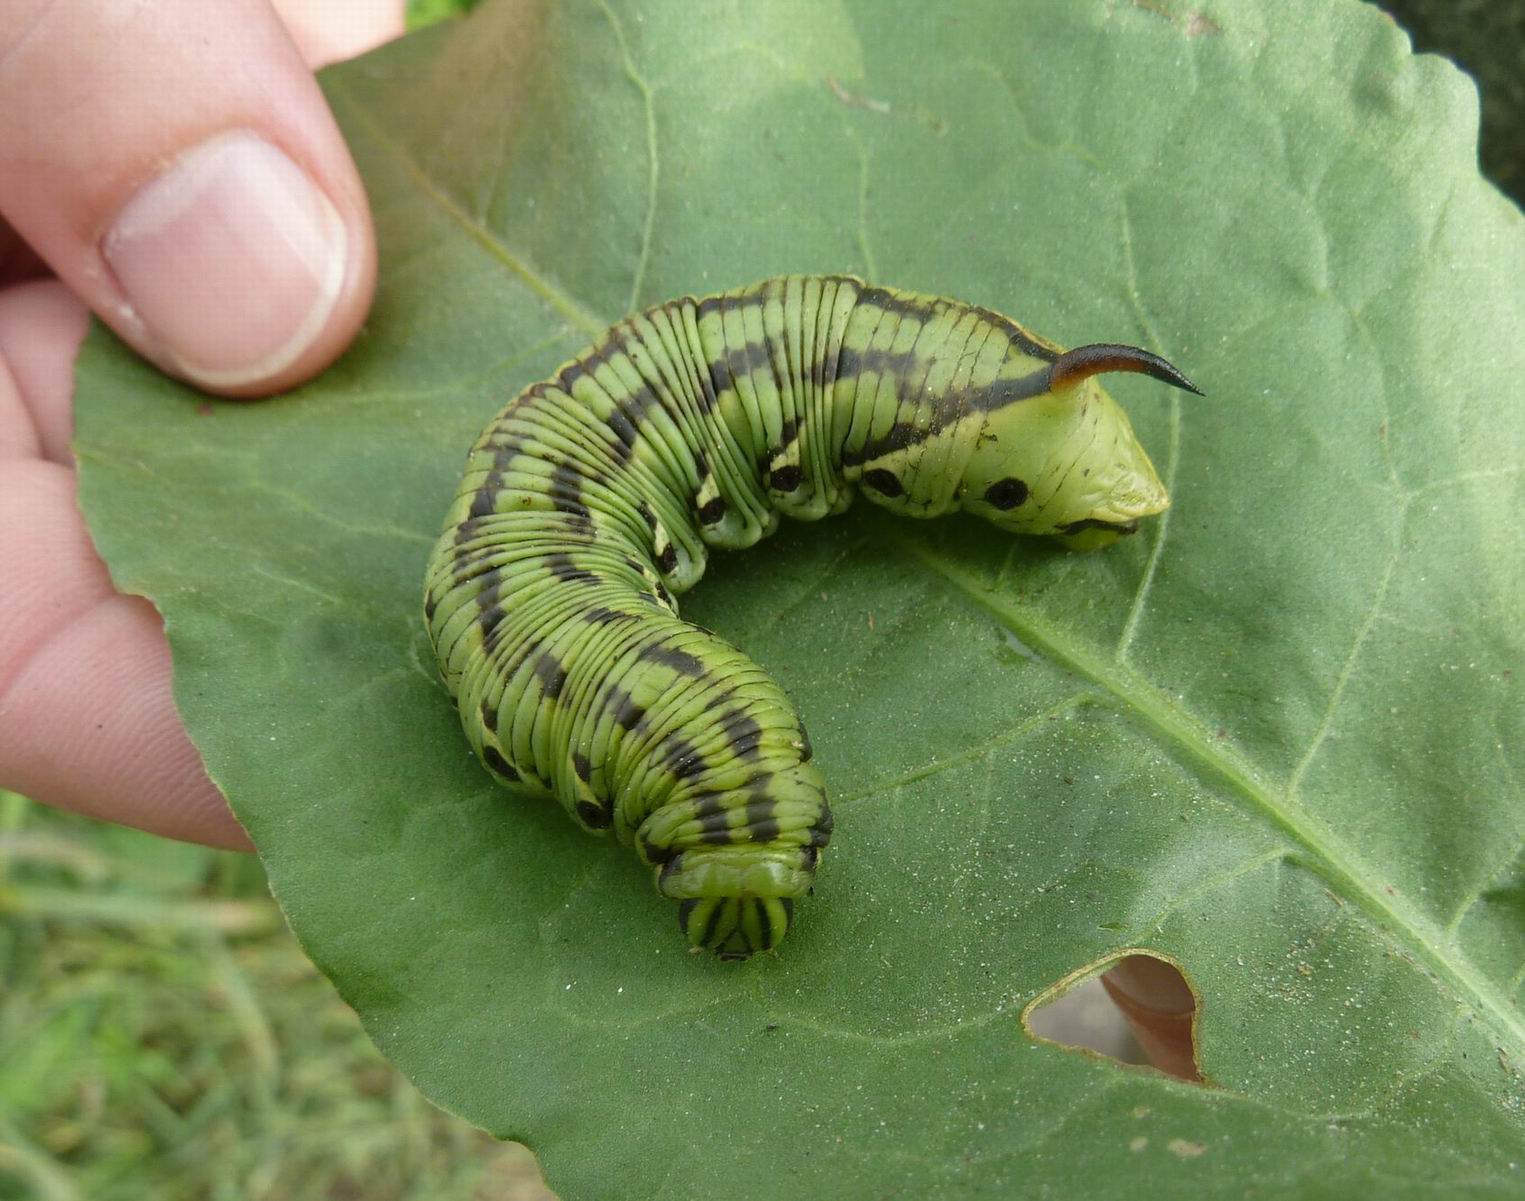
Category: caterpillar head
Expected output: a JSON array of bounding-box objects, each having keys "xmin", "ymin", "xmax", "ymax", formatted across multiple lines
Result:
[{"xmin": 960, "ymin": 343, "xmax": 1200, "ymax": 550}]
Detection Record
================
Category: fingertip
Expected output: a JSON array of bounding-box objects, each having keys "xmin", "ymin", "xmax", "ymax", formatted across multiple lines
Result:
[
  {"xmin": 11, "ymin": 591, "xmax": 257, "ymax": 852},
  {"xmin": 1100, "ymin": 956, "xmax": 1202, "ymax": 1082},
  {"xmin": 0, "ymin": 280, "xmax": 89, "ymax": 461},
  {"xmin": 0, "ymin": 462, "xmax": 252, "ymax": 851},
  {"xmin": 270, "ymin": 0, "xmax": 407, "ymax": 69}
]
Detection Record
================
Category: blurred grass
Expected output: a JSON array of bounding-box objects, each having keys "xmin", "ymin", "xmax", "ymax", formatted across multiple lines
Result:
[
  {"xmin": 2, "ymin": 4, "xmax": 1518, "ymax": 1200},
  {"xmin": 0, "ymin": 792, "xmax": 552, "ymax": 1201}
]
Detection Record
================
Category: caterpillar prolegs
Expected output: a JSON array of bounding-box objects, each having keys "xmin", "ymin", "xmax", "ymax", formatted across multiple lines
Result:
[{"xmin": 423, "ymin": 275, "xmax": 1199, "ymax": 959}]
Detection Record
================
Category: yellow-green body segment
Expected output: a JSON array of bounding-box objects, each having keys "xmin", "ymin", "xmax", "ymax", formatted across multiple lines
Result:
[{"xmin": 424, "ymin": 275, "xmax": 1196, "ymax": 959}]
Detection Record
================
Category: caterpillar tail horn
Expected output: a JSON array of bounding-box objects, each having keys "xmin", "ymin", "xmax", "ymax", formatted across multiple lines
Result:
[{"xmin": 1047, "ymin": 343, "xmax": 1204, "ymax": 397}]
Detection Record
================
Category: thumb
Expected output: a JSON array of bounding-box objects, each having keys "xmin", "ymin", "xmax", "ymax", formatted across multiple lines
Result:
[
  {"xmin": 1101, "ymin": 954, "xmax": 1203, "ymax": 1082},
  {"xmin": 0, "ymin": 0, "xmax": 384, "ymax": 396}
]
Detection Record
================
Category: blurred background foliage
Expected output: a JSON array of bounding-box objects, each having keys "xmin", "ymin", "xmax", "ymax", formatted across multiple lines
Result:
[
  {"xmin": 1381, "ymin": 0, "xmax": 1524, "ymax": 200},
  {"xmin": 0, "ymin": 792, "xmax": 551, "ymax": 1201},
  {"xmin": 3, "ymin": 2, "xmax": 1519, "ymax": 1198}
]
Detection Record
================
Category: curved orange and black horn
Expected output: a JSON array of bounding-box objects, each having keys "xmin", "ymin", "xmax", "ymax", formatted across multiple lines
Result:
[{"xmin": 1047, "ymin": 343, "xmax": 1203, "ymax": 396}]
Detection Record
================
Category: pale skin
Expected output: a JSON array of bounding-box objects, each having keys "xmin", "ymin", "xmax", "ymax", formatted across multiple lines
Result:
[{"xmin": 0, "ymin": 0, "xmax": 1193, "ymax": 1072}]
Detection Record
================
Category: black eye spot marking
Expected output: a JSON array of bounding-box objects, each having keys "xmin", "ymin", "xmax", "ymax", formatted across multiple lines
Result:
[
  {"xmin": 533, "ymin": 652, "xmax": 568, "ymax": 699},
  {"xmin": 641, "ymin": 643, "xmax": 706, "ymax": 676},
  {"xmin": 481, "ymin": 746, "xmax": 519, "ymax": 781},
  {"xmin": 769, "ymin": 465, "xmax": 803, "ymax": 492},
  {"xmin": 984, "ymin": 477, "xmax": 1029, "ymax": 510},
  {"xmin": 697, "ymin": 496, "xmax": 727, "ymax": 525},
  {"xmin": 861, "ymin": 468, "xmax": 904, "ymax": 498}
]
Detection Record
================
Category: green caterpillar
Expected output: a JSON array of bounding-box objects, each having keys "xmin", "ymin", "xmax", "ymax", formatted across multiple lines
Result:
[{"xmin": 423, "ymin": 275, "xmax": 1198, "ymax": 959}]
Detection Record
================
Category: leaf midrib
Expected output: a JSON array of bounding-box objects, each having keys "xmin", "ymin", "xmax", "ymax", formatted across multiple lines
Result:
[
  {"xmin": 899, "ymin": 534, "xmax": 1525, "ymax": 1055},
  {"xmin": 328, "ymin": 81, "xmax": 610, "ymax": 339}
]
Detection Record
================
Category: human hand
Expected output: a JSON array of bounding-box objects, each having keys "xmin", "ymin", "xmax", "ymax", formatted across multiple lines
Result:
[{"xmin": 0, "ymin": 0, "xmax": 404, "ymax": 849}]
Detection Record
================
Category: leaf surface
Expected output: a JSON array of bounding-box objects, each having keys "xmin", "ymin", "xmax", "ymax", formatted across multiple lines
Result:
[{"xmin": 75, "ymin": 1, "xmax": 1525, "ymax": 1196}]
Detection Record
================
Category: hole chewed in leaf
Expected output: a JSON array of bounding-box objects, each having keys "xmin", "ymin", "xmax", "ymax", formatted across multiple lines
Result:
[{"xmin": 1022, "ymin": 950, "xmax": 1205, "ymax": 1083}]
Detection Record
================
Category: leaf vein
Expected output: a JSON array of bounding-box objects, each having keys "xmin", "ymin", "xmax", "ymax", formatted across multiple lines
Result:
[
  {"xmin": 898, "ymin": 533, "xmax": 1525, "ymax": 1054},
  {"xmin": 1285, "ymin": 549, "xmax": 1399, "ymax": 802},
  {"xmin": 832, "ymin": 693, "xmax": 1090, "ymax": 807},
  {"xmin": 1115, "ymin": 198, "xmax": 1181, "ymax": 662},
  {"xmin": 327, "ymin": 81, "xmax": 608, "ymax": 337},
  {"xmin": 592, "ymin": 0, "xmax": 659, "ymax": 312}
]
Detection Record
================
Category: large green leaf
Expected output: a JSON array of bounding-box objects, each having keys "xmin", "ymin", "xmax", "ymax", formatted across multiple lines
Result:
[{"xmin": 74, "ymin": 0, "xmax": 1525, "ymax": 1196}]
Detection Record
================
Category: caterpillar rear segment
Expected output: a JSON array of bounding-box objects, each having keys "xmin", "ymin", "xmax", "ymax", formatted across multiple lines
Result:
[{"xmin": 423, "ymin": 275, "xmax": 1198, "ymax": 958}]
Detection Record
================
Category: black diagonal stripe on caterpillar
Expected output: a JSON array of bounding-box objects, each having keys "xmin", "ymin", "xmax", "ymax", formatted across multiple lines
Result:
[{"xmin": 424, "ymin": 274, "xmax": 1200, "ymax": 959}]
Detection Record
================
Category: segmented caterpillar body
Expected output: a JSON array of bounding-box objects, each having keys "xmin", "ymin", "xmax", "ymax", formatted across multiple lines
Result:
[{"xmin": 424, "ymin": 275, "xmax": 1198, "ymax": 959}]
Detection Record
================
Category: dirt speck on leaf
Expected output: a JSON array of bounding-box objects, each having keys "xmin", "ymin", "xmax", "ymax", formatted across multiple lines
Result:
[
  {"xmin": 826, "ymin": 75, "xmax": 891, "ymax": 115},
  {"xmin": 1123, "ymin": 0, "xmax": 1222, "ymax": 37}
]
